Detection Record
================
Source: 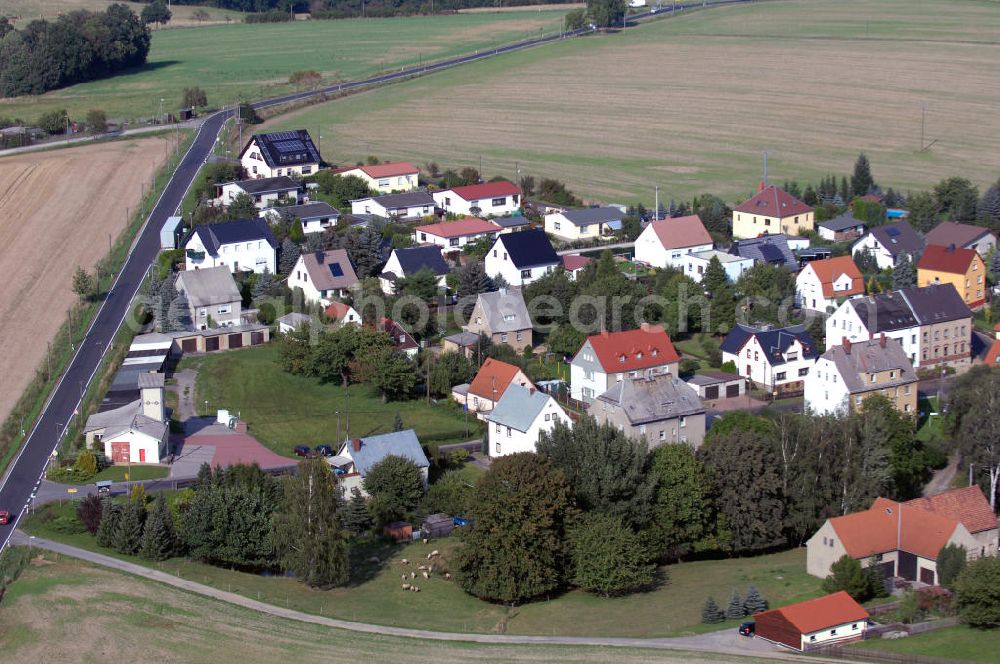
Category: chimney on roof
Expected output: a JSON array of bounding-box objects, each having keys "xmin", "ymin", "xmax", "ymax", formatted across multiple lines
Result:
[
  {"xmin": 758, "ymin": 181, "xmax": 765, "ymax": 193},
  {"xmin": 601, "ymin": 329, "xmax": 609, "ymax": 337},
  {"xmin": 529, "ymin": 387, "xmax": 535, "ymax": 396},
  {"xmin": 879, "ymin": 333, "xmax": 887, "ymax": 349},
  {"xmin": 640, "ymin": 322, "xmax": 651, "ymax": 332},
  {"xmin": 947, "ymin": 243, "xmax": 956, "ymax": 253},
  {"xmin": 351, "ymin": 438, "xmax": 362, "ymax": 452},
  {"xmin": 843, "ymin": 338, "xmax": 851, "ymax": 353}
]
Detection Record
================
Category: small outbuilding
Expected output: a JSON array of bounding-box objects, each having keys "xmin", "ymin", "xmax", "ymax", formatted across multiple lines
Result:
[
  {"xmin": 753, "ymin": 591, "xmax": 869, "ymax": 651},
  {"xmin": 685, "ymin": 372, "xmax": 745, "ymax": 401},
  {"xmin": 422, "ymin": 513, "xmax": 455, "ymax": 538}
]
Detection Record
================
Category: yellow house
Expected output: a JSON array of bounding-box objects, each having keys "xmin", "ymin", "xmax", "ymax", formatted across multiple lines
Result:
[
  {"xmin": 332, "ymin": 161, "xmax": 419, "ymax": 193},
  {"xmin": 732, "ymin": 184, "xmax": 814, "ymax": 239},
  {"xmin": 917, "ymin": 244, "xmax": 987, "ymax": 309}
]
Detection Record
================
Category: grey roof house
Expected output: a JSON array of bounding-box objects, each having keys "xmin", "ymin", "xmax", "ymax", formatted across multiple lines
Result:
[
  {"xmin": 594, "ymin": 374, "xmax": 707, "ymax": 448},
  {"xmin": 463, "ymin": 288, "xmax": 533, "ymax": 351},
  {"xmin": 175, "ymin": 266, "xmax": 242, "ymax": 330},
  {"xmin": 334, "ymin": 429, "xmax": 430, "ymax": 497},
  {"xmin": 485, "ymin": 384, "xmax": 570, "ymax": 457},
  {"xmin": 729, "ymin": 234, "xmax": 799, "ymax": 271}
]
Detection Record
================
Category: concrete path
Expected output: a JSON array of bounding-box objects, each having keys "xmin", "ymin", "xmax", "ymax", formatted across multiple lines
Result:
[
  {"xmin": 9, "ymin": 531, "xmax": 846, "ymax": 663},
  {"xmin": 171, "ymin": 369, "xmax": 199, "ymax": 422}
]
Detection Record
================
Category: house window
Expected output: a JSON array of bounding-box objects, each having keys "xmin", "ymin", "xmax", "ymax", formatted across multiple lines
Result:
[
  {"xmin": 831, "ymin": 629, "xmax": 837, "ymax": 636},
  {"xmin": 544, "ymin": 413, "xmax": 550, "ymax": 421},
  {"xmin": 493, "ymin": 250, "xmax": 497, "ymax": 257},
  {"xmin": 501, "ymin": 334, "xmax": 508, "ymax": 343},
  {"xmin": 516, "ymin": 331, "xmax": 523, "ymax": 342},
  {"xmin": 584, "ymin": 370, "xmax": 594, "ymax": 380},
  {"xmin": 810, "ymin": 636, "xmax": 817, "ymax": 643},
  {"xmin": 520, "ymin": 269, "xmax": 530, "ymax": 279},
  {"xmin": 659, "ymin": 430, "xmax": 665, "ymax": 441},
  {"xmin": 870, "ymin": 373, "xmax": 877, "ymax": 383},
  {"xmin": 855, "ymin": 395, "xmax": 863, "ymax": 406},
  {"xmin": 652, "ymin": 349, "xmax": 658, "ymax": 357},
  {"xmin": 798, "ymin": 367, "xmax": 809, "ymax": 377},
  {"xmin": 754, "ymin": 351, "xmax": 759, "ymax": 361},
  {"xmin": 491, "ymin": 197, "xmax": 506, "ymax": 206},
  {"xmin": 379, "ymin": 179, "xmax": 389, "ymax": 188},
  {"xmin": 450, "ymin": 238, "xmax": 459, "ymax": 247},
  {"xmin": 302, "ymin": 166, "xmax": 312, "ymax": 175},
  {"xmin": 852, "ymin": 624, "xmax": 858, "ymax": 631},
  {"xmin": 889, "ymin": 370, "xmax": 896, "ymax": 379},
  {"xmin": 679, "ymin": 416, "xmax": 686, "ymax": 428},
  {"xmin": 775, "ymin": 371, "xmax": 786, "ymax": 381},
  {"xmin": 494, "ymin": 423, "xmax": 500, "ymax": 432},
  {"xmin": 554, "ymin": 222, "xmax": 561, "ymax": 230},
  {"xmin": 217, "ymin": 304, "xmax": 232, "ymax": 314},
  {"xmin": 199, "ymin": 308, "xmax": 207, "ymax": 318},
  {"xmin": 495, "ymin": 442, "xmax": 501, "ymax": 454},
  {"xmin": 506, "ymin": 427, "xmax": 511, "ymax": 437},
  {"xmin": 581, "ymin": 225, "xmax": 590, "ymax": 233}
]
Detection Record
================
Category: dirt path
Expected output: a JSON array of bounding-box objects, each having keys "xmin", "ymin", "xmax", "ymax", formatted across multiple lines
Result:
[
  {"xmin": 0, "ymin": 137, "xmax": 173, "ymax": 427},
  {"xmin": 924, "ymin": 454, "xmax": 960, "ymax": 497}
]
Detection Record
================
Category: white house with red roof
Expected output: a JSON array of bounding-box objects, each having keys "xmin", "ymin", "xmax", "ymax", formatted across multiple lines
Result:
[
  {"xmin": 754, "ymin": 592, "xmax": 869, "ymax": 651},
  {"xmin": 806, "ymin": 487, "xmax": 997, "ymax": 584},
  {"xmin": 633, "ymin": 215, "xmax": 713, "ymax": 269},
  {"xmin": 412, "ymin": 217, "xmax": 502, "ymax": 249},
  {"xmin": 331, "ymin": 161, "xmax": 419, "ymax": 193},
  {"xmin": 432, "ymin": 181, "xmax": 522, "ymax": 217},
  {"xmin": 379, "ymin": 318, "xmax": 418, "ymax": 358},
  {"xmin": 324, "ymin": 301, "xmax": 361, "ymax": 326},
  {"xmin": 451, "ymin": 357, "xmax": 534, "ymax": 416},
  {"xmin": 795, "ymin": 255, "xmax": 864, "ymax": 313},
  {"xmin": 732, "ymin": 184, "xmax": 814, "ymax": 239},
  {"xmin": 570, "ymin": 323, "xmax": 681, "ymax": 403}
]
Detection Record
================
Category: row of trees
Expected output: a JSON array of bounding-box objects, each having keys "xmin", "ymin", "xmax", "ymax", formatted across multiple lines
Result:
[{"xmin": 0, "ymin": 6, "xmax": 151, "ymax": 97}]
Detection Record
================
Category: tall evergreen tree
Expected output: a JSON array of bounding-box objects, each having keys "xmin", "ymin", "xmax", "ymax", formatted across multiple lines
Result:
[
  {"xmin": 892, "ymin": 253, "xmax": 916, "ymax": 289},
  {"xmin": 279, "ymin": 237, "xmax": 301, "ymax": 275},
  {"xmin": 95, "ymin": 500, "xmax": 120, "ymax": 548},
  {"xmin": 272, "ymin": 458, "xmax": 350, "ymax": 588},
  {"xmin": 139, "ymin": 495, "xmax": 178, "ymax": 561},
  {"xmin": 978, "ymin": 178, "xmax": 1000, "ymax": 230},
  {"xmin": 725, "ymin": 590, "xmax": 746, "ymax": 619},
  {"xmin": 348, "ymin": 226, "xmax": 386, "ymax": 279},
  {"xmin": 851, "ymin": 153, "xmax": 875, "ymax": 197},
  {"xmin": 743, "ymin": 585, "xmax": 768, "ymax": 614},
  {"xmin": 113, "ymin": 501, "xmax": 146, "ymax": 555},
  {"xmin": 164, "ymin": 289, "xmax": 188, "ymax": 332},
  {"xmin": 701, "ymin": 597, "xmax": 724, "ymax": 624},
  {"xmin": 342, "ymin": 487, "xmax": 373, "ymax": 536}
]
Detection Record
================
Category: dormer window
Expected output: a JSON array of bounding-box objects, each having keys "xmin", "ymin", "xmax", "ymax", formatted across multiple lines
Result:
[
  {"xmin": 870, "ymin": 373, "xmax": 877, "ymax": 383},
  {"xmin": 652, "ymin": 349, "xmax": 658, "ymax": 357},
  {"xmin": 636, "ymin": 352, "xmax": 643, "ymax": 360},
  {"xmin": 619, "ymin": 356, "xmax": 625, "ymax": 364}
]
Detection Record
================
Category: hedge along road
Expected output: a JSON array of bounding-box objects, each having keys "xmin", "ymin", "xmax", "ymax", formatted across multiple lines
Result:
[{"xmin": 0, "ymin": 0, "xmax": 755, "ymax": 553}]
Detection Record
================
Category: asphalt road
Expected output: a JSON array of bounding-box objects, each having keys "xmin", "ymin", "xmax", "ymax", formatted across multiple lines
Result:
[{"xmin": 0, "ymin": 0, "xmax": 756, "ymax": 550}]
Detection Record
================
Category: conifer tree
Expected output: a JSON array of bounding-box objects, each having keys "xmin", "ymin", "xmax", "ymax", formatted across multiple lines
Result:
[
  {"xmin": 851, "ymin": 153, "xmax": 875, "ymax": 197},
  {"xmin": 95, "ymin": 500, "xmax": 120, "ymax": 548},
  {"xmin": 139, "ymin": 495, "xmax": 178, "ymax": 561},
  {"xmin": 725, "ymin": 590, "xmax": 746, "ymax": 619},
  {"xmin": 113, "ymin": 501, "xmax": 145, "ymax": 555},
  {"xmin": 702, "ymin": 596, "xmax": 724, "ymax": 624},
  {"xmin": 342, "ymin": 487, "xmax": 373, "ymax": 536},
  {"xmin": 743, "ymin": 585, "xmax": 768, "ymax": 614}
]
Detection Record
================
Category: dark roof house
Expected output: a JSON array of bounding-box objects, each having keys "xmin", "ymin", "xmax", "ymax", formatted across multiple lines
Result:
[
  {"xmin": 390, "ymin": 245, "xmax": 450, "ymax": 277},
  {"xmin": 899, "ymin": 284, "xmax": 973, "ymax": 325},
  {"xmin": 495, "ymin": 229, "xmax": 559, "ymax": 269},
  {"xmin": 559, "ymin": 207, "xmax": 624, "ymax": 227},
  {"xmin": 729, "ymin": 234, "xmax": 798, "ymax": 270},
  {"xmin": 848, "ymin": 291, "xmax": 918, "ymax": 333},
  {"xmin": 868, "ymin": 221, "xmax": 924, "ymax": 259},
  {"xmin": 227, "ymin": 176, "xmax": 299, "ymax": 196},
  {"xmin": 281, "ymin": 201, "xmax": 340, "ymax": 221},
  {"xmin": 243, "ymin": 130, "xmax": 321, "ymax": 169},
  {"xmin": 186, "ymin": 219, "xmax": 277, "ymax": 257},
  {"xmin": 720, "ymin": 324, "xmax": 818, "ymax": 363},
  {"xmin": 925, "ymin": 221, "xmax": 997, "ymax": 255}
]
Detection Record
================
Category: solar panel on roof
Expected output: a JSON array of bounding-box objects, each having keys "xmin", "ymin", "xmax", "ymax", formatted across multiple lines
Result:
[
  {"xmin": 759, "ymin": 244, "xmax": 784, "ymax": 263},
  {"xmin": 274, "ymin": 139, "xmax": 306, "ymax": 152},
  {"xmin": 329, "ymin": 263, "xmax": 344, "ymax": 278},
  {"xmin": 886, "ymin": 227, "xmax": 900, "ymax": 237},
  {"xmin": 269, "ymin": 131, "xmax": 299, "ymax": 141}
]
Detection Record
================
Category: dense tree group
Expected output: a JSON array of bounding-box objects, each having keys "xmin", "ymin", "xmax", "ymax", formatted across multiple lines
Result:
[{"xmin": 1, "ymin": 5, "xmax": 150, "ymax": 97}]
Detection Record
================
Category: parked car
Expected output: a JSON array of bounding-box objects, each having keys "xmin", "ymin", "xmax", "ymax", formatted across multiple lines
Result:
[
  {"xmin": 0, "ymin": 510, "xmax": 9, "ymax": 525},
  {"xmin": 738, "ymin": 621, "xmax": 755, "ymax": 637},
  {"xmin": 293, "ymin": 445, "xmax": 311, "ymax": 457},
  {"xmin": 315, "ymin": 444, "xmax": 334, "ymax": 457}
]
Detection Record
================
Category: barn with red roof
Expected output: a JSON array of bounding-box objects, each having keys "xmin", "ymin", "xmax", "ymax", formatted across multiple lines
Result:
[{"xmin": 754, "ymin": 592, "xmax": 869, "ymax": 651}]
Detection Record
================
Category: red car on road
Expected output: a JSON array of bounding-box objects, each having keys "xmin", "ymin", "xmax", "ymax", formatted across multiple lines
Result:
[{"xmin": 0, "ymin": 511, "xmax": 10, "ymax": 526}]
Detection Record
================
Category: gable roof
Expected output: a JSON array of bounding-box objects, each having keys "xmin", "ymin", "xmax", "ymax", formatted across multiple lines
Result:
[
  {"xmin": 868, "ymin": 221, "xmax": 924, "ymax": 257},
  {"xmin": 729, "ymin": 234, "xmax": 797, "ymax": 270},
  {"xmin": 414, "ymin": 217, "xmax": 502, "ymax": 239},
  {"xmin": 918, "ymin": 244, "xmax": 980, "ymax": 275},
  {"xmin": 925, "ymin": 221, "xmax": 996, "ymax": 250},
  {"xmin": 823, "ymin": 337, "xmax": 917, "ymax": 395},
  {"xmin": 803, "ymin": 256, "xmax": 864, "ymax": 298},
  {"xmin": 487, "ymin": 384, "xmax": 553, "ymax": 432},
  {"xmin": 834, "ymin": 496, "xmax": 967, "ymax": 560},
  {"xmin": 733, "ymin": 185, "xmax": 813, "ymax": 218},
  {"xmin": 447, "ymin": 180, "xmax": 521, "ymax": 202},
  {"xmin": 333, "ymin": 161, "xmax": 419, "ymax": 179},
  {"xmin": 390, "ymin": 245, "xmax": 449, "ymax": 277},
  {"xmin": 380, "ymin": 318, "xmax": 418, "ymax": 352},
  {"xmin": 819, "ymin": 212, "xmax": 867, "ymax": 232},
  {"xmin": 596, "ymin": 374, "xmax": 705, "ymax": 425},
  {"xmin": 561, "ymin": 254, "xmax": 592, "ymax": 272},
  {"xmin": 559, "ymin": 207, "xmax": 624, "ymax": 226},
  {"xmin": 187, "ymin": 218, "xmax": 277, "ymax": 257},
  {"xmin": 647, "ymin": 215, "xmax": 713, "ymax": 250},
  {"xmin": 582, "ymin": 324, "xmax": 680, "ymax": 372},
  {"xmin": 280, "ymin": 201, "xmax": 339, "ymax": 220},
  {"xmin": 245, "ymin": 130, "xmax": 321, "ymax": 168},
  {"xmin": 756, "ymin": 592, "xmax": 869, "ymax": 634},
  {"xmin": 720, "ymin": 324, "xmax": 818, "ymax": 363},
  {"xmin": 175, "ymin": 266, "xmax": 240, "ymax": 308},
  {"xmin": 324, "ymin": 301, "xmax": 356, "ymax": 322},
  {"xmin": 468, "ymin": 357, "xmax": 529, "ymax": 401},
  {"xmin": 905, "ymin": 486, "xmax": 999, "ymax": 535},
  {"xmin": 986, "ymin": 338, "xmax": 1000, "ymax": 366},
  {"xmin": 898, "ymin": 284, "xmax": 972, "ymax": 325},
  {"xmin": 341, "ymin": 429, "xmax": 429, "ymax": 476},
  {"xmin": 495, "ymin": 229, "xmax": 559, "ymax": 269},
  {"xmin": 849, "ymin": 292, "xmax": 918, "ymax": 333},
  {"xmin": 230, "ymin": 176, "xmax": 299, "ymax": 196},
  {"xmin": 471, "ymin": 289, "xmax": 532, "ymax": 333},
  {"xmin": 301, "ymin": 249, "xmax": 358, "ymax": 291},
  {"xmin": 356, "ymin": 190, "xmax": 436, "ymax": 210}
]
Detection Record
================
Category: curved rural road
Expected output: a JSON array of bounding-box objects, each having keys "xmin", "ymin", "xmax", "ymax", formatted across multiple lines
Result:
[
  {"xmin": 0, "ymin": 0, "xmax": 757, "ymax": 552},
  {"xmin": 12, "ymin": 531, "xmax": 846, "ymax": 663}
]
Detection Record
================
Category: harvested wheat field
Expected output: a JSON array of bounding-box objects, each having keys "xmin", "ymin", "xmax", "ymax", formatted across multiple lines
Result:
[
  {"xmin": 0, "ymin": 137, "xmax": 172, "ymax": 426},
  {"xmin": 0, "ymin": 554, "xmax": 772, "ymax": 663},
  {"xmin": 267, "ymin": 0, "xmax": 1000, "ymax": 204}
]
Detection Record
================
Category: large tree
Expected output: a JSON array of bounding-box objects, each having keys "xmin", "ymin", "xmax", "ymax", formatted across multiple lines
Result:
[
  {"xmin": 905, "ymin": 191, "xmax": 940, "ymax": 232},
  {"xmin": 569, "ymin": 513, "xmax": 655, "ymax": 597},
  {"xmin": 345, "ymin": 226, "xmax": 385, "ymax": 279},
  {"xmin": 370, "ymin": 349, "xmax": 417, "ymax": 401},
  {"xmin": 139, "ymin": 494, "xmax": 179, "ymax": 561},
  {"xmin": 891, "ymin": 253, "xmax": 916, "ymax": 290},
  {"xmin": 455, "ymin": 453, "xmax": 575, "ymax": 604},
  {"xmin": 955, "ymin": 556, "xmax": 1000, "ymax": 628},
  {"xmin": 362, "ymin": 454, "xmax": 425, "ymax": 524},
  {"xmin": 934, "ymin": 177, "xmax": 979, "ymax": 223},
  {"xmin": 428, "ymin": 351, "xmax": 474, "ymax": 398},
  {"xmin": 947, "ymin": 366, "xmax": 1000, "ymax": 509},
  {"xmin": 851, "ymin": 153, "xmax": 875, "ymax": 197},
  {"xmin": 536, "ymin": 418, "xmax": 655, "ymax": 530},
  {"xmin": 977, "ymin": 178, "xmax": 1000, "ymax": 231},
  {"xmin": 278, "ymin": 237, "xmax": 301, "ymax": 275},
  {"xmin": 587, "ymin": 0, "xmax": 626, "ymax": 27},
  {"xmin": 822, "ymin": 555, "xmax": 885, "ymax": 602},
  {"xmin": 272, "ymin": 458, "xmax": 350, "ymax": 588},
  {"xmin": 937, "ymin": 543, "xmax": 967, "ymax": 591},
  {"xmin": 396, "ymin": 267, "xmax": 441, "ymax": 302},
  {"xmin": 141, "ymin": 0, "xmax": 171, "ymax": 26},
  {"xmin": 647, "ymin": 443, "xmax": 714, "ymax": 560}
]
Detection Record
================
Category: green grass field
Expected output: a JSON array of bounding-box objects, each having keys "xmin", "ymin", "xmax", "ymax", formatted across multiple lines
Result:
[
  {"xmin": 22, "ymin": 498, "xmax": 821, "ymax": 638},
  {"xmin": 181, "ymin": 345, "xmax": 483, "ymax": 456},
  {"xmin": 856, "ymin": 625, "xmax": 1000, "ymax": 662},
  {"xmin": 0, "ymin": 11, "xmax": 568, "ymax": 124},
  {"xmin": 264, "ymin": 0, "xmax": 1000, "ymax": 205}
]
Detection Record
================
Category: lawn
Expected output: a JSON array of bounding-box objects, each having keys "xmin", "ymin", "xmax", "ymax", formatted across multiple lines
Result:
[
  {"xmin": 0, "ymin": 11, "xmax": 568, "ymax": 124},
  {"xmin": 264, "ymin": 0, "xmax": 1000, "ymax": 205},
  {"xmin": 22, "ymin": 498, "xmax": 821, "ymax": 638},
  {"xmin": 91, "ymin": 465, "xmax": 170, "ymax": 482},
  {"xmin": 856, "ymin": 625, "xmax": 1000, "ymax": 663},
  {"xmin": 181, "ymin": 344, "xmax": 483, "ymax": 456}
]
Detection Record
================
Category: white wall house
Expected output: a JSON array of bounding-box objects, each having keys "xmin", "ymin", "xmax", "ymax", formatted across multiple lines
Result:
[
  {"xmin": 351, "ymin": 190, "xmax": 436, "ymax": 221},
  {"xmin": 543, "ymin": 207, "xmax": 623, "ymax": 242},
  {"xmin": 86, "ymin": 375, "xmax": 169, "ymax": 465},
  {"xmin": 795, "ymin": 256, "xmax": 864, "ymax": 313},
  {"xmin": 432, "ymin": 181, "xmax": 522, "ymax": 217},
  {"xmin": 262, "ymin": 202, "xmax": 340, "ymax": 235},
  {"xmin": 486, "ymin": 384, "xmax": 570, "ymax": 457},
  {"xmin": 683, "ymin": 250, "xmax": 753, "ymax": 283},
  {"xmin": 484, "ymin": 230, "xmax": 560, "ymax": 287},
  {"xmin": 332, "ymin": 161, "xmax": 419, "ymax": 193},
  {"xmin": 286, "ymin": 249, "xmax": 359, "ymax": 306},
  {"xmin": 825, "ymin": 294, "xmax": 920, "ymax": 365},
  {"xmin": 633, "ymin": 215, "xmax": 713, "ymax": 269},
  {"xmin": 720, "ymin": 325, "xmax": 818, "ymax": 393},
  {"xmin": 325, "ymin": 301, "xmax": 362, "ymax": 326},
  {"xmin": 851, "ymin": 221, "xmax": 924, "ymax": 270},
  {"xmin": 184, "ymin": 219, "xmax": 277, "ymax": 275},
  {"xmin": 216, "ymin": 176, "xmax": 300, "ymax": 210},
  {"xmin": 240, "ymin": 130, "xmax": 322, "ymax": 179},
  {"xmin": 412, "ymin": 217, "xmax": 501, "ymax": 250},
  {"xmin": 379, "ymin": 246, "xmax": 450, "ymax": 295},
  {"xmin": 570, "ymin": 324, "xmax": 681, "ymax": 402}
]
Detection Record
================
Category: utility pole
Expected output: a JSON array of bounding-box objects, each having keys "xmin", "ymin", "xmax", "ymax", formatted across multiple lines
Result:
[
  {"xmin": 762, "ymin": 150, "xmax": 769, "ymax": 185},
  {"xmin": 920, "ymin": 102, "xmax": 926, "ymax": 150},
  {"xmin": 654, "ymin": 185, "xmax": 660, "ymax": 221}
]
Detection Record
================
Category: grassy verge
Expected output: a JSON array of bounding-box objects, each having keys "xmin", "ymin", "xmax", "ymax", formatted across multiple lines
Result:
[
  {"xmin": 46, "ymin": 465, "xmax": 171, "ymax": 485},
  {"xmin": 0, "ymin": 129, "xmax": 195, "ymax": 477},
  {"xmin": 22, "ymin": 498, "xmax": 822, "ymax": 637},
  {"xmin": 181, "ymin": 345, "xmax": 484, "ymax": 456},
  {"xmin": 855, "ymin": 625, "xmax": 1000, "ymax": 662}
]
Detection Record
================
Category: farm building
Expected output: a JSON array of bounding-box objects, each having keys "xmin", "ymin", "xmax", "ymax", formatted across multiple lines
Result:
[{"xmin": 753, "ymin": 592, "xmax": 869, "ymax": 651}]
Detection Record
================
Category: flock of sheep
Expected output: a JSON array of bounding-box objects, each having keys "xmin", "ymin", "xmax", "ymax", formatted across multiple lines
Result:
[{"xmin": 398, "ymin": 549, "xmax": 448, "ymax": 593}]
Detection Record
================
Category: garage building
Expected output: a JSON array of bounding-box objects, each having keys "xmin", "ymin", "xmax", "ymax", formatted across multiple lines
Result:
[{"xmin": 754, "ymin": 591, "xmax": 869, "ymax": 651}]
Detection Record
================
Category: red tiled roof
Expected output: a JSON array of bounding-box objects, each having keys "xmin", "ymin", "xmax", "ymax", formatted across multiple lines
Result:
[
  {"xmin": 830, "ymin": 497, "xmax": 961, "ymax": 560},
  {"xmin": 448, "ymin": 180, "xmax": 521, "ymax": 201},
  {"xmin": 561, "ymin": 254, "xmax": 592, "ymax": 271},
  {"xmin": 648, "ymin": 215, "xmax": 713, "ymax": 250},
  {"xmin": 583, "ymin": 324, "xmax": 680, "ymax": 372},
  {"xmin": 805, "ymin": 256, "xmax": 864, "ymax": 299},
  {"xmin": 918, "ymin": 244, "xmax": 980, "ymax": 275},
  {"xmin": 994, "ymin": 322, "xmax": 1000, "ymax": 332},
  {"xmin": 331, "ymin": 161, "xmax": 419, "ymax": 178},
  {"xmin": 734, "ymin": 185, "xmax": 813, "ymax": 218},
  {"xmin": 324, "ymin": 301, "xmax": 353, "ymax": 321},
  {"xmin": 756, "ymin": 592, "xmax": 869, "ymax": 635},
  {"xmin": 414, "ymin": 217, "xmax": 502, "ymax": 239},
  {"xmin": 380, "ymin": 318, "xmax": 418, "ymax": 351},
  {"xmin": 468, "ymin": 358, "xmax": 530, "ymax": 401},
  {"xmin": 906, "ymin": 486, "xmax": 1000, "ymax": 534},
  {"xmin": 986, "ymin": 338, "xmax": 1000, "ymax": 365}
]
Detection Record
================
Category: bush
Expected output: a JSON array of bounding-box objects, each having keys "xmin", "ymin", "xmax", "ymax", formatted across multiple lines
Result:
[
  {"xmin": 822, "ymin": 555, "xmax": 886, "ymax": 602},
  {"xmin": 569, "ymin": 514, "xmax": 656, "ymax": 597},
  {"xmin": 679, "ymin": 358, "xmax": 701, "ymax": 376},
  {"xmin": 720, "ymin": 360, "xmax": 737, "ymax": 374},
  {"xmin": 937, "ymin": 543, "xmax": 967, "ymax": 591},
  {"xmin": 77, "ymin": 494, "xmax": 104, "ymax": 534},
  {"xmin": 955, "ymin": 556, "xmax": 1000, "ymax": 628}
]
